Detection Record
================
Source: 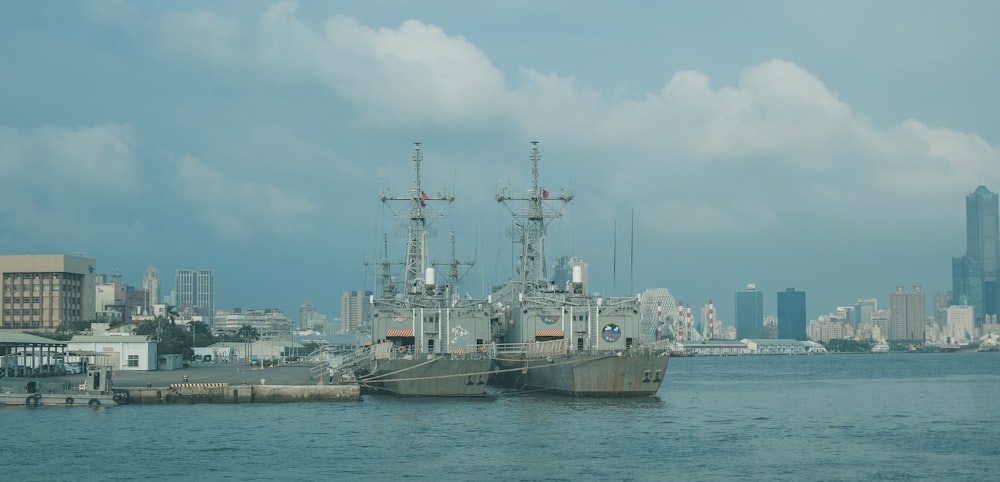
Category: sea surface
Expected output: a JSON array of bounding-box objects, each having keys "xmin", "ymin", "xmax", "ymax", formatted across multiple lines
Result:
[{"xmin": 4, "ymin": 352, "xmax": 999, "ymax": 481}]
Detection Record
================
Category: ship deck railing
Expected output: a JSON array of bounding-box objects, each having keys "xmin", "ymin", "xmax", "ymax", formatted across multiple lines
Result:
[{"xmin": 494, "ymin": 339, "xmax": 671, "ymax": 359}]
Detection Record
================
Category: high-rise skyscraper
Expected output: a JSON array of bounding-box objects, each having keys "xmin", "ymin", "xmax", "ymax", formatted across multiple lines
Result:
[
  {"xmin": 341, "ymin": 290, "xmax": 372, "ymax": 334},
  {"xmin": 777, "ymin": 288, "xmax": 806, "ymax": 339},
  {"xmin": 175, "ymin": 269, "xmax": 215, "ymax": 323},
  {"xmin": 953, "ymin": 185, "xmax": 999, "ymax": 327},
  {"xmin": 854, "ymin": 298, "xmax": 878, "ymax": 329},
  {"xmin": 889, "ymin": 286, "xmax": 925, "ymax": 341},
  {"xmin": 142, "ymin": 266, "xmax": 159, "ymax": 315},
  {"xmin": 299, "ymin": 298, "xmax": 316, "ymax": 331},
  {"xmin": 735, "ymin": 283, "xmax": 764, "ymax": 339}
]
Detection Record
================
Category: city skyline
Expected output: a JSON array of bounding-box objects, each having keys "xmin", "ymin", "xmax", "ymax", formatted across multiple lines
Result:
[{"xmin": 2, "ymin": 2, "xmax": 998, "ymax": 325}]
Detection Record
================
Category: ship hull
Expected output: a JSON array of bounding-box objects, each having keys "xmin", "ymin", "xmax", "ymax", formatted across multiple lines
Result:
[
  {"xmin": 491, "ymin": 351, "xmax": 669, "ymax": 397},
  {"xmin": 361, "ymin": 357, "xmax": 492, "ymax": 397}
]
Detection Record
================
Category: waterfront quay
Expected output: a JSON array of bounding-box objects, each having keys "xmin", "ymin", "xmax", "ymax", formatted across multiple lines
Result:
[{"xmin": 2, "ymin": 362, "xmax": 359, "ymax": 405}]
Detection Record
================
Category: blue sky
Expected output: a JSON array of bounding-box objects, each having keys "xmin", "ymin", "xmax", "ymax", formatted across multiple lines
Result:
[{"xmin": 2, "ymin": 0, "xmax": 998, "ymax": 326}]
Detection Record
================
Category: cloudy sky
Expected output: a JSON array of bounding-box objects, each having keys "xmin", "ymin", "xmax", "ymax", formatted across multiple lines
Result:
[{"xmin": 3, "ymin": 0, "xmax": 998, "ymax": 325}]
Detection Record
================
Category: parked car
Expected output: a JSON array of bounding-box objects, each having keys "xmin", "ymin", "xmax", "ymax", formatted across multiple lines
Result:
[{"xmin": 63, "ymin": 362, "xmax": 83, "ymax": 374}]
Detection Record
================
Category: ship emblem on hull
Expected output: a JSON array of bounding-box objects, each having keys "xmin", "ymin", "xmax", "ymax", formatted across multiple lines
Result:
[
  {"xmin": 540, "ymin": 315, "xmax": 560, "ymax": 325},
  {"xmin": 601, "ymin": 323, "xmax": 621, "ymax": 343}
]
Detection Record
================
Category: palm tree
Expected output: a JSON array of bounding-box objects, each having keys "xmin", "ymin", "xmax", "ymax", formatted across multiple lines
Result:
[
  {"xmin": 186, "ymin": 320, "xmax": 211, "ymax": 347},
  {"xmin": 164, "ymin": 304, "xmax": 179, "ymax": 323},
  {"xmin": 149, "ymin": 304, "xmax": 180, "ymax": 342}
]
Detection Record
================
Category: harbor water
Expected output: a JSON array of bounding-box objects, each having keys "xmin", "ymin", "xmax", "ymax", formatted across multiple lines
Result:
[{"xmin": 5, "ymin": 352, "xmax": 999, "ymax": 481}]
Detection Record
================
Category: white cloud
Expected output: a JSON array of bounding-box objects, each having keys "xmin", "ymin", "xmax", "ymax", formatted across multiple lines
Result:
[
  {"xmin": 257, "ymin": 1, "xmax": 507, "ymax": 125},
  {"xmin": 173, "ymin": 155, "xmax": 319, "ymax": 239},
  {"xmin": 547, "ymin": 59, "xmax": 1000, "ymax": 236}
]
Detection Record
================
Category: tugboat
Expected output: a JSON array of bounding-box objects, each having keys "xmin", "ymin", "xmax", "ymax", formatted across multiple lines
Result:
[
  {"xmin": 0, "ymin": 365, "xmax": 126, "ymax": 406},
  {"xmin": 489, "ymin": 142, "xmax": 670, "ymax": 397}
]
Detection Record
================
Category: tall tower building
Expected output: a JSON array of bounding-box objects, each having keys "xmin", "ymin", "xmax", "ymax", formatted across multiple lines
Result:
[
  {"xmin": 854, "ymin": 298, "xmax": 878, "ymax": 329},
  {"xmin": 175, "ymin": 269, "xmax": 215, "ymax": 323},
  {"xmin": 299, "ymin": 298, "xmax": 316, "ymax": 331},
  {"xmin": 341, "ymin": 290, "xmax": 372, "ymax": 334},
  {"xmin": 777, "ymin": 288, "xmax": 806, "ymax": 339},
  {"xmin": 735, "ymin": 283, "xmax": 764, "ymax": 339},
  {"xmin": 890, "ymin": 286, "xmax": 925, "ymax": 341},
  {"xmin": 142, "ymin": 266, "xmax": 160, "ymax": 316},
  {"xmin": 953, "ymin": 185, "xmax": 999, "ymax": 327}
]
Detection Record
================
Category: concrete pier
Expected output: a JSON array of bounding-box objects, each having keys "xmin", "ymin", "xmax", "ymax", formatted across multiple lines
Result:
[
  {"xmin": 121, "ymin": 383, "xmax": 359, "ymax": 404},
  {"xmin": 28, "ymin": 363, "xmax": 361, "ymax": 404}
]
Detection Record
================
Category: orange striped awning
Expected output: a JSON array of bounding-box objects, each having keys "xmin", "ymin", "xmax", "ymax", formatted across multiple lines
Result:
[
  {"xmin": 535, "ymin": 329, "xmax": 564, "ymax": 337},
  {"xmin": 385, "ymin": 329, "xmax": 414, "ymax": 337}
]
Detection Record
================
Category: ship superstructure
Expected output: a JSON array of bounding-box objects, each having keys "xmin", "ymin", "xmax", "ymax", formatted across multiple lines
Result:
[
  {"xmin": 490, "ymin": 142, "xmax": 670, "ymax": 396},
  {"xmin": 353, "ymin": 143, "xmax": 492, "ymax": 396}
]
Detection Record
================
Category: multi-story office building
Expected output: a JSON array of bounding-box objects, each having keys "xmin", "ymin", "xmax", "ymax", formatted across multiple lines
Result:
[
  {"xmin": 890, "ymin": 286, "xmax": 925, "ymax": 341},
  {"xmin": 95, "ymin": 282, "xmax": 125, "ymax": 323},
  {"xmin": 142, "ymin": 266, "xmax": 160, "ymax": 316},
  {"xmin": 214, "ymin": 308, "xmax": 291, "ymax": 340},
  {"xmin": 777, "ymin": 288, "xmax": 806, "ymax": 339},
  {"xmin": 299, "ymin": 298, "xmax": 316, "ymax": 331},
  {"xmin": 735, "ymin": 283, "xmax": 764, "ymax": 339},
  {"xmin": 932, "ymin": 291, "xmax": 952, "ymax": 327},
  {"xmin": 943, "ymin": 305, "xmax": 975, "ymax": 343},
  {"xmin": 0, "ymin": 254, "xmax": 97, "ymax": 331},
  {"xmin": 953, "ymin": 185, "xmax": 999, "ymax": 327},
  {"xmin": 853, "ymin": 298, "xmax": 877, "ymax": 329},
  {"xmin": 175, "ymin": 269, "xmax": 215, "ymax": 324},
  {"xmin": 341, "ymin": 290, "xmax": 372, "ymax": 334}
]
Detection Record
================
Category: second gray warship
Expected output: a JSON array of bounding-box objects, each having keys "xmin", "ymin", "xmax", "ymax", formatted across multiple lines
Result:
[
  {"xmin": 354, "ymin": 144, "xmax": 492, "ymax": 397},
  {"xmin": 489, "ymin": 142, "xmax": 671, "ymax": 397}
]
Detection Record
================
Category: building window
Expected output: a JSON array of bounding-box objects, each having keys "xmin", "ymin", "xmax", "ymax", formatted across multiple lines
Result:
[{"xmin": 127, "ymin": 355, "xmax": 139, "ymax": 367}]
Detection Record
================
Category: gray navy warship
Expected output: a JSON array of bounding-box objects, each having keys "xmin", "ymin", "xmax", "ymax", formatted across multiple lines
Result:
[
  {"xmin": 354, "ymin": 143, "xmax": 492, "ymax": 397},
  {"xmin": 488, "ymin": 142, "xmax": 671, "ymax": 396}
]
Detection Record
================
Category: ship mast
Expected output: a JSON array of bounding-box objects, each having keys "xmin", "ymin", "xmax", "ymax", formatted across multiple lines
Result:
[
  {"xmin": 497, "ymin": 141, "xmax": 573, "ymax": 296},
  {"xmin": 379, "ymin": 233, "xmax": 395, "ymax": 298},
  {"xmin": 433, "ymin": 230, "xmax": 475, "ymax": 291},
  {"xmin": 380, "ymin": 143, "xmax": 454, "ymax": 297}
]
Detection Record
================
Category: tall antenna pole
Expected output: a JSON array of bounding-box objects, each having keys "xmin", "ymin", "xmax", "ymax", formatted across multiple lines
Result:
[
  {"xmin": 612, "ymin": 219, "xmax": 617, "ymax": 295},
  {"xmin": 630, "ymin": 209, "xmax": 634, "ymax": 295}
]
